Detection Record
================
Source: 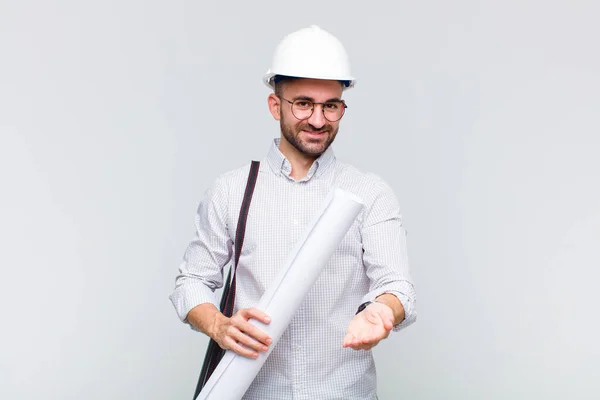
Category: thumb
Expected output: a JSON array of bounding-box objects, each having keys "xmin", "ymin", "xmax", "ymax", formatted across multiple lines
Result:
[{"xmin": 383, "ymin": 317, "xmax": 394, "ymax": 331}]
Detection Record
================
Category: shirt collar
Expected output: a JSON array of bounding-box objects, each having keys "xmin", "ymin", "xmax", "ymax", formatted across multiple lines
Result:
[{"xmin": 266, "ymin": 138, "xmax": 336, "ymax": 182}]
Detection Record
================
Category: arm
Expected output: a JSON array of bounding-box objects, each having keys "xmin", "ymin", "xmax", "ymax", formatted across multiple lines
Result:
[
  {"xmin": 343, "ymin": 178, "xmax": 417, "ymax": 350},
  {"xmin": 169, "ymin": 175, "xmax": 272, "ymax": 358},
  {"xmin": 359, "ymin": 177, "xmax": 417, "ymax": 331},
  {"xmin": 169, "ymin": 176, "xmax": 233, "ymax": 322}
]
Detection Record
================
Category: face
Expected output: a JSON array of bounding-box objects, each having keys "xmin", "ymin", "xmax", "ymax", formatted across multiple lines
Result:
[{"xmin": 269, "ymin": 78, "xmax": 344, "ymax": 159}]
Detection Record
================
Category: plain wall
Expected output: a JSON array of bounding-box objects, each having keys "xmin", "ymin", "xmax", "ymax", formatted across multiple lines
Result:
[{"xmin": 1, "ymin": 1, "xmax": 599, "ymax": 399}]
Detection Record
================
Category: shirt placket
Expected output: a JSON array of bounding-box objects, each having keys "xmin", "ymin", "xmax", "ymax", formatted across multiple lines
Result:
[{"xmin": 290, "ymin": 180, "xmax": 308, "ymax": 400}]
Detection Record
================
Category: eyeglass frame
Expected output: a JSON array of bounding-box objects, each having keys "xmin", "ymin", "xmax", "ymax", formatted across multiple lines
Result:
[{"xmin": 277, "ymin": 96, "xmax": 348, "ymax": 122}]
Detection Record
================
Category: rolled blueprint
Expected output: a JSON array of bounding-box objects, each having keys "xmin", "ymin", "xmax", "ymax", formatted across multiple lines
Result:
[{"xmin": 196, "ymin": 187, "xmax": 364, "ymax": 400}]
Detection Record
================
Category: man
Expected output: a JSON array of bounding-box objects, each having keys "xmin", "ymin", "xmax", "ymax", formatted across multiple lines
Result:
[{"xmin": 170, "ymin": 25, "xmax": 416, "ymax": 399}]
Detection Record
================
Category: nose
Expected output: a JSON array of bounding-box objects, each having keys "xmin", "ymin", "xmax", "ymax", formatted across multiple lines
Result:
[{"xmin": 307, "ymin": 104, "xmax": 326, "ymax": 129}]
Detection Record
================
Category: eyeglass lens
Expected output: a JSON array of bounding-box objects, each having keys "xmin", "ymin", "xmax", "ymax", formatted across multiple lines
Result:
[{"xmin": 291, "ymin": 99, "xmax": 345, "ymax": 122}]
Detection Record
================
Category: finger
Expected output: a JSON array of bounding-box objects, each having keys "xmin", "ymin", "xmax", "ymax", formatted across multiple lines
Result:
[
  {"xmin": 231, "ymin": 314, "xmax": 273, "ymax": 347},
  {"xmin": 344, "ymin": 331, "xmax": 363, "ymax": 347},
  {"xmin": 362, "ymin": 343, "xmax": 377, "ymax": 351},
  {"xmin": 350, "ymin": 341, "xmax": 378, "ymax": 351},
  {"xmin": 357, "ymin": 328, "xmax": 386, "ymax": 346},
  {"xmin": 349, "ymin": 343, "xmax": 369, "ymax": 351},
  {"xmin": 242, "ymin": 307, "xmax": 272, "ymax": 325},
  {"xmin": 240, "ymin": 321, "xmax": 273, "ymax": 347},
  {"xmin": 342, "ymin": 333, "xmax": 355, "ymax": 348},
  {"xmin": 358, "ymin": 335, "xmax": 378, "ymax": 346},
  {"xmin": 228, "ymin": 326, "xmax": 270, "ymax": 353},
  {"xmin": 224, "ymin": 336, "xmax": 260, "ymax": 359}
]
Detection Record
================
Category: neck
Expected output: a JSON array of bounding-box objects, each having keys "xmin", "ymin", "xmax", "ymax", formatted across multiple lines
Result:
[{"xmin": 279, "ymin": 136, "xmax": 317, "ymax": 180}]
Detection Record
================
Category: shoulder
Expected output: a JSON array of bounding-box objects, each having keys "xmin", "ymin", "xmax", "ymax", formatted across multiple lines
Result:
[
  {"xmin": 329, "ymin": 164, "xmax": 405, "ymax": 236},
  {"xmin": 331, "ymin": 161, "xmax": 404, "ymax": 227},
  {"xmin": 332, "ymin": 161, "xmax": 397, "ymax": 201},
  {"xmin": 211, "ymin": 161, "xmax": 258, "ymax": 189},
  {"xmin": 205, "ymin": 160, "xmax": 268, "ymax": 204}
]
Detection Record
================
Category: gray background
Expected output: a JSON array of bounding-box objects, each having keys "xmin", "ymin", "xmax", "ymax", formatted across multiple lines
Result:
[{"xmin": 1, "ymin": 1, "xmax": 599, "ymax": 399}]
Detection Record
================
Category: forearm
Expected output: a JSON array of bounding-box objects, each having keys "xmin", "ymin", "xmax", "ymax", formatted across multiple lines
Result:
[
  {"xmin": 186, "ymin": 302, "xmax": 224, "ymax": 338},
  {"xmin": 375, "ymin": 293, "xmax": 405, "ymax": 325}
]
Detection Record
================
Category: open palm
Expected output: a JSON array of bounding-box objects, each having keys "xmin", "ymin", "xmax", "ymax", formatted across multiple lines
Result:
[{"xmin": 342, "ymin": 302, "xmax": 394, "ymax": 350}]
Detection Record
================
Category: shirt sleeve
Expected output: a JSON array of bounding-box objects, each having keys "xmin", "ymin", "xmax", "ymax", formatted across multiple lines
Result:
[
  {"xmin": 169, "ymin": 175, "xmax": 233, "ymax": 327},
  {"xmin": 359, "ymin": 177, "xmax": 417, "ymax": 332}
]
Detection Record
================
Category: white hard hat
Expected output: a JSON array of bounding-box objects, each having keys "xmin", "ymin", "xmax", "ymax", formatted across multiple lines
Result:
[{"xmin": 263, "ymin": 25, "xmax": 356, "ymax": 90}]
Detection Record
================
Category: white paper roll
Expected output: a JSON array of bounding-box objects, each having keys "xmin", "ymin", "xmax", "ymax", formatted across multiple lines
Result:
[{"xmin": 196, "ymin": 187, "xmax": 364, "ymax": 400}]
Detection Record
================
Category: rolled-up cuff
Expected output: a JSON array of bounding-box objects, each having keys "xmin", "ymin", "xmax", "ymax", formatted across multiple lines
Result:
[
  {"xmin": 361, "ymin": 285, "xmax": 416, "ymax": 332},
  {"xmin": 169, "ymin": 281, "xmax": 218, "ymax": 326},
  {"xmin": 386, "ymin": 291, "xmax": 416, "ymax": 331}
]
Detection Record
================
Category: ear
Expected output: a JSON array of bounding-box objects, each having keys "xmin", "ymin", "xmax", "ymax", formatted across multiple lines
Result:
[{"xmin": 267, "ymin": 93, "xmax": 281, "ymax": 121}]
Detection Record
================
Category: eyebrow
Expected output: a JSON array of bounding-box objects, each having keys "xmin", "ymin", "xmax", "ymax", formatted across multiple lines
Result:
[{"xmin": 291, "ymin": 95, "xmax": 343, "ymax": 102}]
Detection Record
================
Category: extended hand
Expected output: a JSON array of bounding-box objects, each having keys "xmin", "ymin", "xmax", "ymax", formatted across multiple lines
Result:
[
  {"xmin": 211, "ymin": 307, "xmax": 272, "ymax": 359},
  {"xmin": 342, "ymin": 302, "xmax": 394, "ymax": 350}
]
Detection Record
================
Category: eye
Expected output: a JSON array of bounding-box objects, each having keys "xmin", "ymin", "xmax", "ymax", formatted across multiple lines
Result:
[
  {"xmin": 324, "ymin": 102, "xmax": 340, "ymax": 110},
  {"xmin": 295, "ymin": 101, "xmax": 312, "ymax": 109}
]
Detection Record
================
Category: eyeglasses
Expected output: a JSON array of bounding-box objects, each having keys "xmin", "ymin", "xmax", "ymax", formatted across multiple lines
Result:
[{"xmin": 278, "ymin": 96, "xmax": 348, "ymax": 122}]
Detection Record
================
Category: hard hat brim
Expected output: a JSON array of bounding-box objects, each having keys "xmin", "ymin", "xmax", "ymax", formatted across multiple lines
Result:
[{"xmin": 263, "ymin": 71, "xmax": 355, "ymax": 90}]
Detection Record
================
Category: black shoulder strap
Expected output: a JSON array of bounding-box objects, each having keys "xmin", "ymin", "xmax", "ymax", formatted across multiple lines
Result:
[
  {"xmin": 194, "ymin": 161, "xmax": 261, "ymax": 399},
  {"xmin": 221, "ymin": 161, "xmax": 260, "ymax": 316}
]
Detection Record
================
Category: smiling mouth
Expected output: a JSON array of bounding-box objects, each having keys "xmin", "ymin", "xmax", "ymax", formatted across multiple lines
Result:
[{"xmin": 303, "ymin": 130, "xmax": 326, "ymax": 135}]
